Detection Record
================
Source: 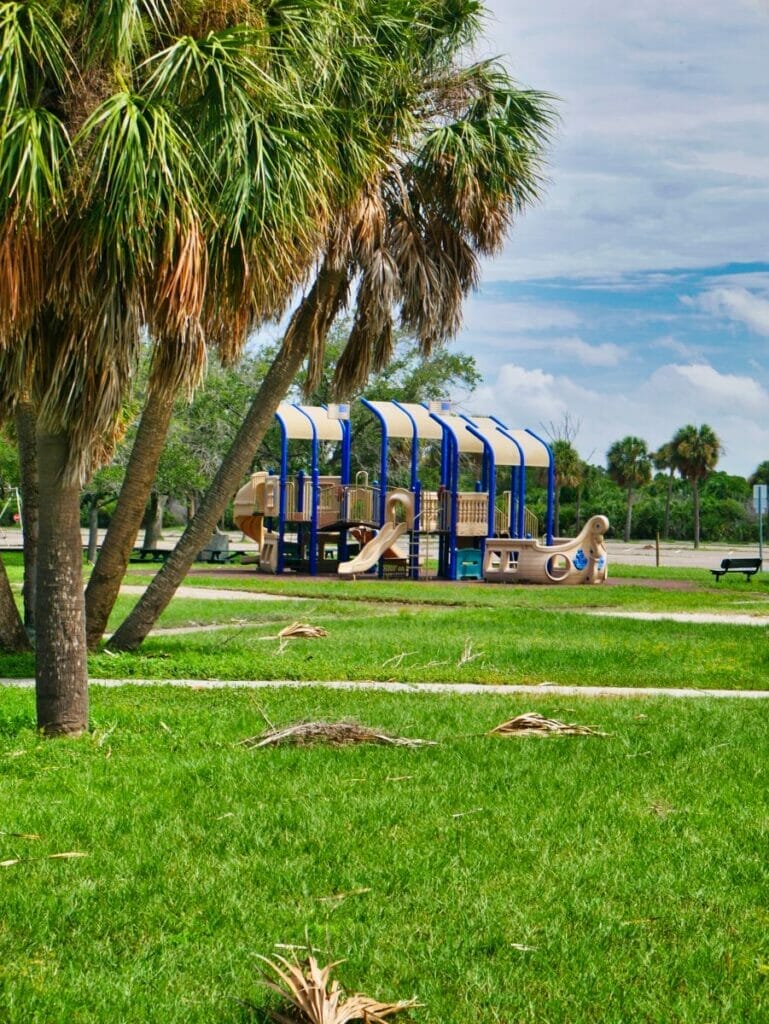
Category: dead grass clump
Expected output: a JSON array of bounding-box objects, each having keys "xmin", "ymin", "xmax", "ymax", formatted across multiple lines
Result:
[
  {"xmin": 257, "ymin": 954, "xmax": 418, "ymax": 1024},
  {"xmin": 240, "ymin": 721, "xmax": 436, "ymax": 749},
  {"xmin": 490, "ymin": 711, "xmax": 608, "ymax": 738},
  {"xmin": 279, "ymin": 623, "xmax": 328, "ymax": 640}
]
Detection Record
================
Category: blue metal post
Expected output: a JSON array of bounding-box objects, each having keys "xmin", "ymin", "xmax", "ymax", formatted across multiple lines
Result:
[
  {"xmin": 294, "ymin": 406, "xmax": 319, "ymax": 575},
  {"xmin": 525, "ymin": 427, "xmax": 554, "ymax": 544},
  {"xmin": 339, "ymin": 418, "xmax": 351, "ymax": 562},
  {"xmin": 277, "ymin": 419, "xmax": 289, "ymax": 574}
]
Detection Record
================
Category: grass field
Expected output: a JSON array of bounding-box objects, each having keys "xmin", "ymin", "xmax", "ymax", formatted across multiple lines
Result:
[
  {"xmin": 1, "ymin": 554, "xmax": 768, "ymax": 691},
  {"xmin": 2, "ymin": 686, "xmax": 769, "ymax": 1023},
  {"xmin": 2, "ymin": 554, "xmax": 769, "ymax": 1021}
]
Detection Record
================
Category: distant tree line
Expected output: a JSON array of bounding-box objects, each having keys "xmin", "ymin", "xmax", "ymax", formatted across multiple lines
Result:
[{"xmin": 542, "ymin": 424, "xmax": 766, "ymax": 548}]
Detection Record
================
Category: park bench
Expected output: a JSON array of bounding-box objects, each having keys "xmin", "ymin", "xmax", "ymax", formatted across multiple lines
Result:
[
  {"xmin": 710, "ymin": 557, "xmax": 762, "ymax": 582},
  {"xmin": 130, "ymin": 547, "xmax": 171, "ymax": 563}
]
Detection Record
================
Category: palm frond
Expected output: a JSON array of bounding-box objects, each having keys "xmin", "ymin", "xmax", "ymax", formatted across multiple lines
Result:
[
  {"xmin": 0, "ymin": 0, "xmax": 71, "ymax": 109},
  {"xmin": 79, "ymin": 0, "xmax": 173, "ymax": 66},
  {"xmin": 256, "ymin": 953, "xmax": 418, "ymax": 1024}
]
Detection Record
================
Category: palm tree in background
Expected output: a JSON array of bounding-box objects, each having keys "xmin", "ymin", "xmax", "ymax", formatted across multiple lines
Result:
[
  {"xmin": 671, "ymin": 424, "xmax": 722, "ymax": 548},
  {"xmin": 0, "ymin": 0, "xmax": 448, "ymax": 733},
  {"xmin": 749, "ymin": 461, "xmax": 769, "ymax": 486},
  {"xmin": 651, "ymin": 441, "xmax": 676, "ymax": 540},
  {"xmin": 551, "ymin": 440, "xmax": 582, "ymax": 537},
  {"xmin": 607, "ymin": 436, "xmax": 652, "ymax": 542},
  {"xmin": 107, "ymin": 28, "xmax": 556, "ymax": 653}
]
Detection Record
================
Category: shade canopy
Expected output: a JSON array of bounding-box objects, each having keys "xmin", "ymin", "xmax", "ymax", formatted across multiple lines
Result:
[
  {"xmin": 363, "ymin": 400, "xmax": 444, "ymax": 441},
  {"xmin": 274, "ymin": 404, "xmax": 345, "ymax": 442}
]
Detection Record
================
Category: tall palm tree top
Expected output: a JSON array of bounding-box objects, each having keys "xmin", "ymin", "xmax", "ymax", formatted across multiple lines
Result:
[
  {"xmin": 606, "ymin": 435, "xmax": 652, "ymax": 490},
  {"xmin": 671, "ymin": 424, "xmax": 723, "ymax": 482},
  {"xmin": 2, "ymin": 0, "xmax": 532, "ymax": 481}
]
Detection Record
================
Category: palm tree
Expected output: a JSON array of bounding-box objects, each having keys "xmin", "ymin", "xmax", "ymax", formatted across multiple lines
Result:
[
  {"xmin": 749, "ymin": 461, "xmax": 769, "ymax": 486},
  {"xmin": 671, "ymin": 424, "xmax": 722, "ymax": 548},
  {"xmin": 0, "ymin": 0, "xmax": 433, "ymax": 733},
  {"xmin": 651, "ymin": 441, "xmax": 676, "ymax": 540},
  {"xmin": 551, "ymin": 440, "xmax": 582, "ymax": 537},
  {"xmin": 607, "ymin": 436, "xmax": 652, "ymax": 542},
  {"xmin": 106, "ymin": 37, "xmax": 556, "ymax": 652}
]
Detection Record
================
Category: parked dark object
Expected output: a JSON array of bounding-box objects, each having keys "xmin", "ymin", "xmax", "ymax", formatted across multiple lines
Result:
[{"xmin": 710, "ymin": 557, "xmax": 761, "ymax": 582}]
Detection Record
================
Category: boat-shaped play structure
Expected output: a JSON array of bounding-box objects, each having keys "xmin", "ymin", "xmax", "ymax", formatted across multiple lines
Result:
[{"xmin": 482, "ymin": 515, "xmax": 609, "ymax": 584}]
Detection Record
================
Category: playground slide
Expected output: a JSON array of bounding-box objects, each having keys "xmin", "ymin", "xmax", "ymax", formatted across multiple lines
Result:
[{"xmin": 338, "ymin": 522, "xmax": 408, "ymax": 576}]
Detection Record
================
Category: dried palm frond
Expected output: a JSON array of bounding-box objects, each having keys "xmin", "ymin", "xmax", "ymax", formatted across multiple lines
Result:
[
  {"xmin": 240, "ymin": 721, "xmax": 436, "ymax": 749},
  {"xmin": 490, "ymin": 712, "xmax": 608, "ymax": 738},
  {"xmin": 278, "ymin": 622, "xmax": 328, "ymax": 640},
  {"xmin": 256, "ymin": 953, "xmax": 419, "ymax": 1024}
]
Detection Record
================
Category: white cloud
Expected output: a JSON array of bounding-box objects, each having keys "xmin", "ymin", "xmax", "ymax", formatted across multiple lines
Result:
[
  {"xmin": 551, "ymin": 338, "xmax": 624, "ymax": 367},
  {"xmin": 475, "ymin": 0, "xmax": 769, "ymax": 279},
  {"xmin": 695, "ymin": 287, "xmax": 769, "ymax": 336},
  {"xmin": 647, "ymin": 363, "xmax": 768, "ymax": 414},
  {"xmin": 471, "ymin": 360, "xmax": 769, "ymax": 476},
  {"xmin": 651, "ymin": 335, "xmax": 704, "ymax": 360},
  {"xmin": 461, "ymin": 297, "xmax": 581, "ymax": 333}
]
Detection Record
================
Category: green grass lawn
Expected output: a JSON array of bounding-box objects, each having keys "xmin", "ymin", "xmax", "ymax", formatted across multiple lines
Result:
[
  {"xmin": 2, "ymin": 553, "xmax": 768, "ymax": 690},
  {"xmin": 3, "ymin": 555, "xmax": 769, "ymax": 1020},
  {"xmin": 1, "ymin": 686, "xmax": 768, "ymax": 1023}
]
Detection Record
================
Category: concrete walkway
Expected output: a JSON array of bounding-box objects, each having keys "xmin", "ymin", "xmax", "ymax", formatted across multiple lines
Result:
[
  {"xmin": 3, "ymin": 677, "xmax": 769, "ymax": 700},
  {"xmin": 581, "ymin": 609, "xmax": 769, "ymax": 627},
  {"xmin": 119, "ymin": 585, "xmax": 297, "ymax": 601}
]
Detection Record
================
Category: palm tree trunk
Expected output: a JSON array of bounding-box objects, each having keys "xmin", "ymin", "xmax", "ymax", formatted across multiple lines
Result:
[
  {"xmin": 86, "ymin": 498, "xmax": 100, "ymax": 562},
  {"xmin": 107, "ymin": 336, "xmax": 312, "ymax": 650},
  {"xmin": 142, "ymin": 493, "xmax": 166, "ymax": 549},
  {"xmin": 106, "ymin": 263, "xmax": 347, "ymax": 653},
  {"xmin": 84, "ymin": 387, "xmax": 176, "ymax": 649},
  {"xmin": 663, "ymin": 467, "xmax": 673, "ymax": 540},
  {"xmin": 35, "ymin": 433, "xmax": 88, "ymax": 736},
  {"xmin": 624, "ymin": 487, "xmax": 633, "ymax": 542},
  {"xmin": 692, "ymin": 479, "xmax": 701, "ymax": 549},
  {"xmin": 554, "ymin": 486, "xmax": 561, "ymax": 537},
  {"xmin": 0, "ymin": 554, "xmax": 29, "ymax": 652},
  {"xmin": 15, "ymin": 399, "xmax": 38, "ymax": 634}
]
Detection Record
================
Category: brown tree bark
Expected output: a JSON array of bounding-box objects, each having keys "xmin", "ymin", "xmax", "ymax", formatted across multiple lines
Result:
[
  {"xmin": 0, "ymin": 554, "xmax": 30, "ymax": 652},
  {"xmin": 142, "ymin": 492, "xmax": 166, "ymax": 550},
  {"xmin": 624, "ymin": 487, "xmax": 633, "ymax": 543},
  {"xmin": 107, "ymin": 340, "xmax": 308, "ymax": 651},
  {"xmin": 107, "ymin": 264, "xmax": 346, "ymax": 652},
  {"xmin": 84, "ymin": 387, "xmax": 176, "ymax": 649},
  {"xmin": 86, "ymin": 497, "xmax": 100, "ymax": 563},
  {"xmin": 663, "ymin": 467, "xmax": 673, "ymax": 540},
  {"xmin": 692, "ymin": 480, "xmax": 701, "ymax": 549},
  {"xmin": 14, "ymin": 399, "xmax": 38, "ymax": 634},
  {"xmin": 35, "ymin": 433, "xmax": 88, "ymax": 736}
]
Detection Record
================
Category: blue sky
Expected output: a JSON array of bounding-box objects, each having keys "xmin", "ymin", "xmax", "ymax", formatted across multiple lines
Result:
[{"xmin": 459, "ymin": 0, "xmax": 769, "ymax": 476}]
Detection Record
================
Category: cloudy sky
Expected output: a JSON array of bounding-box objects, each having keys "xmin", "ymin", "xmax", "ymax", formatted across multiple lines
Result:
[{"xmin": 458, "ymin": 0, "xmax": 769, "ymax": 476}]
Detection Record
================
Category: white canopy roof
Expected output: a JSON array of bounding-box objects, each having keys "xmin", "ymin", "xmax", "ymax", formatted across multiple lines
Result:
[
  {"xmin": 358, "ymin": 401, "xmax": 551, "ymax": 467},
  {"xmin": 274, "ymin": 404, "xmax": 344, "ymax": 442},
  {"xmin": 364, "ymin": 401, "xmax": 443, "ymax": 441},
  {"xmin": 431, "ymin": 413, "xmax": 552, "ymax": 467}
]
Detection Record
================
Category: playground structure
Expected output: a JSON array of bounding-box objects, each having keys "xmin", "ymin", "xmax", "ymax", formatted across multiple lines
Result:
[
  {"xmin": 233, "ymin": 400, "xmax": 608, "ymax": 583},
  {"xmin": 482, "ymin": 515, "xmax": 609, "ymax": 584}
]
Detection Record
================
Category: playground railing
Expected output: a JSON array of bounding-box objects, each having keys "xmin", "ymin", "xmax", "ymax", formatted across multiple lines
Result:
[
  {"xmin": 417, "ymin": 490, "xmax": 453, "ymax": 532},
  {"xmin": 338, "ymin": 484, "xmax": 380, "ymax": 526},
  {"xmin": 455, "ymin": 491, "xmax": 489, "ymax": 536},
  {"xmin": 500, "ymin": 491, "xmax": 540, "ymax": 538}
]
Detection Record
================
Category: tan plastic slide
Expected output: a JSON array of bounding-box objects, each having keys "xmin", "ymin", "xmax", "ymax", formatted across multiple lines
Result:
[{"xmin": 338, "ymin": 521, "xmax": 409, "ymax": 576}]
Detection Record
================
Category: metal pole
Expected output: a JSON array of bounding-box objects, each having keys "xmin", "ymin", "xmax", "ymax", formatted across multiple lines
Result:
[{"xmin": 760, "ymin": 489, "xmax": 764, "ymax": 570}]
